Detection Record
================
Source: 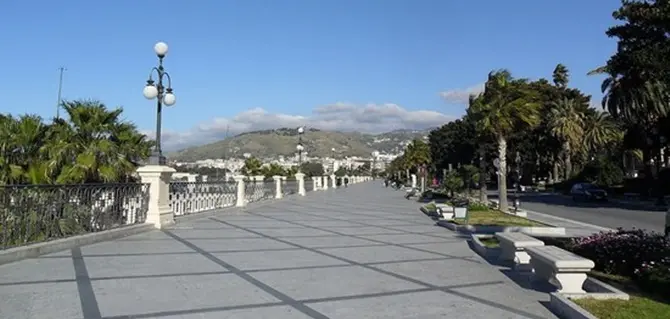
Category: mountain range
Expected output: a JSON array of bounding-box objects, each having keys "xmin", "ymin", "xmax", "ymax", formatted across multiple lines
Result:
[{"xmin": 167, "ymin": 128, "xmax": 432, "ymax": 161}]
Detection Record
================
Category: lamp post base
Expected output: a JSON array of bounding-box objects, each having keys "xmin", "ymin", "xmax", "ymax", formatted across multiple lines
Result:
[{"xmin": 148, "ymin": 152, "xmax": 167, "ymax": 165}]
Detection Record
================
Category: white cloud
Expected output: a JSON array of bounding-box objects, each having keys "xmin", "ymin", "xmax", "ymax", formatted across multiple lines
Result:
[
  {"xmin": 152, "ymin": 102, "xmax": 456, "ymax": 151},
  {"xmin": 439, "ymin": 83, "xmax": 485, "ymax": 104}
]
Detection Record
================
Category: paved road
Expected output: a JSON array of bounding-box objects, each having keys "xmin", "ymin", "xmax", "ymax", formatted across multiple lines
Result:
[
  {"xmin": 513, "ymin": 193, "xmax": 666, "ymax": 233},
  {"xmin": 0, "ymin": 183, "xmax": 557, "ymax": 319}
]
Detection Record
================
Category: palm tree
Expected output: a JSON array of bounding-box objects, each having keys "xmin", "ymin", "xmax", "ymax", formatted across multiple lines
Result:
[
  {"xmin": 552, "ymin": 63, "xmax": 570, "ymax": 88},
  {"xmin": 589, "ymin": 66, "xmax": 670, "ymax": 193},
  {"xmin": 467, "ymin": 93, "xmax": 490, "ymax": 203},
  {"xmin": 472, "ymin": 70, "xmax": 540, "ymax": 212},
  {"xmin": 548, "ymin": 97, "xmax": 585, "ymax": 180},
  {"xmin": 45, "ymin": 101, "xmax": 149, "ymax": 184},
  {"xmin": 582, "ymin": 111, "xmax": 623, "ymax": 155},
  {"xmin": 0, "ymin": 100, "xmax": 152, "ymax": 185},
  {"xmin": 404, "ymin": 139, "xmax": 431, "ymax": 184}
]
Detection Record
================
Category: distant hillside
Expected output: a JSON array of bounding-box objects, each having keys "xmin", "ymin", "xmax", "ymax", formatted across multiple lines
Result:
[{"xmin": 167, "ymin": 128, "xmax": 431, "ymax": 161}]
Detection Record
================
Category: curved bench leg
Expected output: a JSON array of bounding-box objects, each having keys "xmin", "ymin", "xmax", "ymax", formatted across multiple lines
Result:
[{"xmin": 553, "ymin": 273, "xmax": 587, "ymax": 294}]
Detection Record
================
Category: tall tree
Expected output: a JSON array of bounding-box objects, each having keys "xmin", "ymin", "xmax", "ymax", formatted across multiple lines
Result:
[
  {"xmin": 472, "ymin": 70, "xmax": 540, "ymax": 212},
  {"xmin": 548, "ymin": 97, "xmax": 585, "ymax": 180},
  {"xmin": 552, "ymin": 63, "xmax": 570, "ymax": 88}
]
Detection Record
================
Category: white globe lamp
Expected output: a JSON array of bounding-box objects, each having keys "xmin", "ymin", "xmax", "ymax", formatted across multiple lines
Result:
[
  {"xmin": 143, "ymin": 84, "xmax": 158, "ymax": 99},
  {"xmin": 163, "ymin": 92, "xmax": 176, "ymax": 106},
  {"xmin": 154, "ymin": 42, "xmax": 169, "ymax": 57}
]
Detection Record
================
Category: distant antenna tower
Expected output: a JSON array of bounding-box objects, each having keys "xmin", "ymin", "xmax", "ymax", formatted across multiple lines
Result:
[{"xmin": 56, "ymin": 67, "xmax": 67, "ymax": 119}]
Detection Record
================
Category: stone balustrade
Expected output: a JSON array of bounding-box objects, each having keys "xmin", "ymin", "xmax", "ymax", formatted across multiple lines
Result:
[{"xmin": 136, "ymin": 165, "xmax": 371, "ymax": 228}]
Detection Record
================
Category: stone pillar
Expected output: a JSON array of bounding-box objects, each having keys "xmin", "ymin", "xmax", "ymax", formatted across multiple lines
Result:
[
  {"xmin": 420, "ymin": 176, "xmax": 425, "ymax": 193},
  {"xmin": 322, "ymin": 176, "xmax": 329, "ymax": 190},
  {"xmin": 295, "ymin": 173, "xmax": 306, "ymax": 196},
  {"xmin": 411, "ymin": 174, "xmax": 417, "ymax": 188},
  {"xmin": 137, "ymin": 165, "xmax": 176, "ymax": 229},
  {"xmin": 312, "ymin": 176, "xmax": 320, "ymax": 191},
  {"xmin": 330, "ymin": 174, "xmax": 337, "ymax": 189},
  {"xmin": 273, "ymin": 175, "xmax": 282, "ymax": 199},
  {"xmin": 234, "ymin": 175, "xmax": 246, "ymax": 207}
]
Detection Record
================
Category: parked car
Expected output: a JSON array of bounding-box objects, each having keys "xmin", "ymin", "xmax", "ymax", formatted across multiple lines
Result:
[{"xmin": 570, "ymin": 183, "xmax": 608, "ymax": 201}]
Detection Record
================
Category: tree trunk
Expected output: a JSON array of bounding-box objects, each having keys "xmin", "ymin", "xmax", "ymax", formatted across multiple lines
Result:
[
  {"xmin": 564, "ymin": 141, "xmax": 572, "ymax": 181},
  {"xmin": 552, "ymin": 161, "xmax": 559, "ymax": 183},
  {"xmin": 478, "ymin": 145, "xmax": 487, "ymax": 203},
  {"xmin": 497, "ymin": 135, "xmax": 509, "ymax": 212},
  {"xmin": 643, "ymin": 147, "xmax": 654, "ymax": 199}
]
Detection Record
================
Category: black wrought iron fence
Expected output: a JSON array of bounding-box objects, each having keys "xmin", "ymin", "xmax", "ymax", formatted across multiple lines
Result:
[
  {"xmin": 283, "ymin": 179, "xmax": 299, "ymax": 196},
  {"xmin": 0, "ymin": 183, "xmax": 149, "ymax": 249},
  {"xmin": 305, "ymin": 178, "xmax": 315, "ymax": 192},
  {"xmin": 169, "ymin": 181, "xmax": 237, "ymax": 215},
  {"xmin": 244, "ymin": 179, "xmax": 274, "ymax": 203}
]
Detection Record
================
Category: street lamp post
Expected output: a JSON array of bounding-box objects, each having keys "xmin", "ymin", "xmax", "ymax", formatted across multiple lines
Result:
[
  {"xmin": 513, "ymin": 152, "xmax": 521, "ymax": 212},
  {"xmin": 371, "ymin": 151, "xmax": 379, "ymax": 178},
  {"xmin": 296, "ymin": 126, "xmax": 305, "ymax": 171},
  {"xmin": 143, "ymin": 41, "xmax": 176, "ymax": 165}
]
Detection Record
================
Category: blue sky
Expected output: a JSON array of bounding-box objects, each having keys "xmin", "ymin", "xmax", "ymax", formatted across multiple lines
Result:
[{"xmin": 0, "ymin": 0, "xmax": 620, "ymax": 150}]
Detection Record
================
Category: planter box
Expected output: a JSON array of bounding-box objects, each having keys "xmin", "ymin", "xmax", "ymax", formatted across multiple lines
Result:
[
  {"xmin": 468, "ymin": 234, "xmax": 501, "ymax": 259},
  {"xmin": 454, "ymin": 207, "xmax": 468, "ymax": 218},
  {"xmin": 437, "ymin": 220, "xmax": 566, "ymax": 236},
  {"xmin": 549, "ymin": 278, "xmax": 629, "ymax": 319}
]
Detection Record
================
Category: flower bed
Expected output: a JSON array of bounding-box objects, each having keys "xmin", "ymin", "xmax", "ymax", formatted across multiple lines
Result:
[{"xmin": 539, "ymin": 230, "xmax": 670, "ymax": 317}]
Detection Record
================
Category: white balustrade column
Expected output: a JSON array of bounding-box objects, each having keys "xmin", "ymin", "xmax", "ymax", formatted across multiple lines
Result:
[
  {"xmin": 411, "ymin": 174, "xmax": 417, "ymax": 188},
  {"xmin": 295, "ymin": 173, "xmax": 306, "ymax": 196},
  {"xmin": 137, "ymin": 165, "xmax": 176, "ymax": 229},
  {"xmin": 234, "ymin": 175, "xmax": 246, "ymax": 207},
  {"xmin": 273, "ymin": 175, "xmax": 283, "ymax": 199},
  {"xmin": 322, "ymin": 176, "xmax": 329, "ymax": 190},
  {"xmin": 330, "ymin": 174, "xmax": 337, "ymax": 189}
]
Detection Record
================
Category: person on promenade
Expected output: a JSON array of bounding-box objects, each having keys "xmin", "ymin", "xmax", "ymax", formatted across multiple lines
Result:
[{"xmin": 344, "ymin": 177, "xmax": 349, "ymax": 188}]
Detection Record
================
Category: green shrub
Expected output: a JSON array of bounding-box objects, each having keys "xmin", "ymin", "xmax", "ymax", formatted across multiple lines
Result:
[
  {"xmin": 577, "ymin": 158, "xmax": 624, "ymax": 188},
  {"xmin": 467, "ymin": 202, "xmax": 489, "ymax": 211}
]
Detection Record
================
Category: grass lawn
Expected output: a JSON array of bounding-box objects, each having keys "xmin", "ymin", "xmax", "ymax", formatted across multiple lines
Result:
[
  {"xmin": 571, "ymin": 270, "xmax": 670, "ymax": 319},
  {"xmin": 573, "ymin": 296, "xmax": 670, "ymax": 319},
  {"xmin": 478, "ymin": 236, "xmax": 500, "ymax": 248},
  {"xmin": 423, "ymin": 203, "xmax": 437, "ymax": 211},
  {"xmin": 452, "ymin": 209, "xmax": 547, "ymax": 227}
]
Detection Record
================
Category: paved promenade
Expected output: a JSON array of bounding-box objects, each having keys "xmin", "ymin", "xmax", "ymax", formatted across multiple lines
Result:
[{"xmin": 0, "ymin": 183, "xmax": 557, "ymax": 319}]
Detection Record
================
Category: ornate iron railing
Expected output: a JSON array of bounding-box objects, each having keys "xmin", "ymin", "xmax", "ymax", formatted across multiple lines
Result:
[
  {"xmin": 244, "ymin": 179, "xmax": 274, "ymax": 203},
  {"xmin": 169, "ymin": 181, "xmax": 237, "ymax": 216},
  {"xmin": 305, "ymin": 178, "xmax": 315, "ymax": 192},
  {"xmin": 0, "ymin": 183, "xmax": 149, "ymax": 249},
  {"xmin": 283, "ymin": 179, "xmax": 299, "ymax": 196}
]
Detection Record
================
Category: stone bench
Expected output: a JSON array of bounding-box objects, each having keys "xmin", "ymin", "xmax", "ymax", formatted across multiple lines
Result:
[
  {"xmin": 435, "ymin": 204, "xmax": 454, "ymax": 219},
  {"xmin": 526, "ymin": 245, "xmax": 595, "ymax": 294},
  {"xmin": 496, "ymin": 232, "xmax": 544, "ymax": 270}
]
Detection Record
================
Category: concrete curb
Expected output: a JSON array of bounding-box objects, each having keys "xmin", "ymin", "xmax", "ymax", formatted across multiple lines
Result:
[
  {"xmin": 0, "ymin": 223, "xmax": 154, "ymax": 266},
  {"xmin": 468, "ymin": 234, "xmax": 501, "ymax": 259},
  {"xmin": 524, "ymin": 209, "xmax": 614, "ymax": 233},
  {"xmin": 436, "ymin": 220, "xmax": 566, "ymax": 236},
  {"xmin": 549, "ymin": 293, "xmax": 598, "ymax": 319}
]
